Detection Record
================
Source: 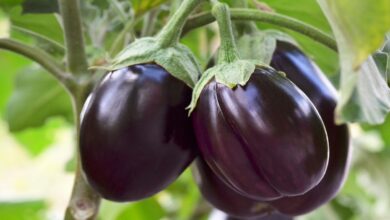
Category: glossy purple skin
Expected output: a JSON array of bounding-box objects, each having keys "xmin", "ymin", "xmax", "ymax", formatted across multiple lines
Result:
[
  {"xmin": 269, "ymin": 41, "xmax": 350, "ymax": 215},
  {"xmin": 80, "ymin": 64, "xmax": 197, "ymax": 202},
  {"xmin": 193, "ymin": 158, "xmax": 273, "ymax": 218},
  {"xmin": 192, "ymin": 67, "xmax": 329, "ymax": 201}
]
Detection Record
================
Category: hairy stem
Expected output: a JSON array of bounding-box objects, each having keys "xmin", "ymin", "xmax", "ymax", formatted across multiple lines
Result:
[
  {"xmin": 157, "ymin": 0, "xmax": 204, "ymax": 48},
  {"xmin": 0, "ymin": 38, "xmax": 74, "ymax": 88},
  {"xmin": 58, "ymin": 0, "xmax": 101, "ymax": 219},
  {"xmin": 183, "ymin": 8, "xmax": 337, "ymax": 51},
  {"xmin": 64, "ymin": 163, "xmax": 101, "ymax": 220},
  {"xmin": 211, "ymin": 2, "xmax": 240, "ymax": 64},
  {"xmin": 58, "ymin": 0, "xmax": 89, "ymax": 76},
  {"xmin": 65, "ymin": 88, "xmax": 100, "ymax": 220}
]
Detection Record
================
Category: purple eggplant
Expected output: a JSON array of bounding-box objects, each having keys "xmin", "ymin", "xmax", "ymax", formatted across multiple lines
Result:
[
  {"xmin": 269, "ymin": 41, "xmax": 350, "ymax": 215},
  {"xmin": 192, "ymin": 67, "xmax": 329, "ymax": 201},
  {"xmin": 193, "ymin": 158, "xmax": 273, "ymax": 218},
  {"xmin": 79, "ymin": 64, "xmax": 197, "ymax": 201}
]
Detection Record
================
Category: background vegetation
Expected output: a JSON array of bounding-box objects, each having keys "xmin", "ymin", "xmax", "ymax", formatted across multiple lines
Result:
[{"xmin": 0, "ymin": 0, "xmax": 390, "ymax": 219}]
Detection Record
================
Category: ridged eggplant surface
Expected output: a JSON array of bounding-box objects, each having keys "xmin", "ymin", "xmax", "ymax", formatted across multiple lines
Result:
[
  {"xmin": 193, "ymin": 158, "xmax": 273, "ymax": 218},
  {"xmin": 269, "ymin": 41, "xmax": 350, "ymax": 215},
  {"xmin": 192, "ymin": 66, "xmax": 329, "ymax": 201}
]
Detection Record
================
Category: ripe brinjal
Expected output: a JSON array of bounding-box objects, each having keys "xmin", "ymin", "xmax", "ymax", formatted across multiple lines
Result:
[
  {"xmin": 193, "ymin": 158, "xmax": 273, "ymax": 218},
  {"xmin": 192, "ymin": 67, "xmax": 329, "ymax": 201},
  {"xmin": 269, "ymin": 41, "xmax": 350, "ymax": 215},
  {"xmin": 79, "ymin": 64, "xmax": 197, "ymax": 201}
]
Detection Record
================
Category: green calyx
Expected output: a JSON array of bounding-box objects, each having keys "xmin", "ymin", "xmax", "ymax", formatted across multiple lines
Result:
[
  {"xmin": 234, "ymin": 17, "xmax": 301, "ymax": 66},
  {"xmin": 99, "ymin": 0, "xmax": 203, "ymax": 88},
  {"xmin": 188, "ymin": 2, "xmax": 259, "ymax": 113},
  {"xmin": 107, "ymin": 37, "xmax": 200, "ymax": 88},
  {"xmin": 237, "ymin": 31, "xmax": 276, "ymax": 65},
  {"xmin": 187, "ymin": 59, "xmax": 258, "ymax": 113}
]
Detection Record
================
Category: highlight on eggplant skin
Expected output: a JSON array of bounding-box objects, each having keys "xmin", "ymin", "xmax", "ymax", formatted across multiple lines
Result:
[
  {"xmin": 192, "ymin": 66, "xmax": 329, "ymax": 202},
  {"xmin": 79, "ymin": 63, "xmax": 197, "ymax": 202},
  {"xmin": 269, "ymin": 41, "xmax": 351, "ymax": 216},
  {"xmin": 200, "ymin": 41, "xmax": 350, "ymax": 216}
]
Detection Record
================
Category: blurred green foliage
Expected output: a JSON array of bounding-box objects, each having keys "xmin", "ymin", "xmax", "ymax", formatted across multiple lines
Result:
[
  {"xmin": 0, "ymin": 0, "xmax": 390, "ymax": 220},
  {"xmin": 0, "ymin": 201, "xmax": 46, "ymax": 220}
]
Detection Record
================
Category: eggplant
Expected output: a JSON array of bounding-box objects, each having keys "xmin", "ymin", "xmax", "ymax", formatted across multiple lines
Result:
[
  {"xmin": 193, "ymin": 158, "xmax": 273, "ymax": 218},
  {"xmin": 269, "ymin": 41, "xmax": 350, "ymax": 215},
  {"xmin": 79, "ymin": 63, "xmax": 197, "ymax": 201},
  {"xmin": 192, "ymin": 66, "xmax": 329, "ymax": 201}
]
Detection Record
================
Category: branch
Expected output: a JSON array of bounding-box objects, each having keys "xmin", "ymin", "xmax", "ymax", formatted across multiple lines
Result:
[
  {"xmin": 58, "ymin": 0, "xmax": 89, "ymax": 76},
  {"xmin": 183, "ymin": 8, "xmax": 337, "ymax": 51},
  {"xmin": 64, "ymin": 84, "xmax": 99, "ymax": 220},
  {"xmin": 58, "ymin": 0, "xmax": 101, "ymax": 219},
  {"xmin": 64, "ymin": 163, "xmax": 101, "ymax": 220},
  {"xmin": 0, "ymin": 38, "xmax": 73, "ymax": 86}
]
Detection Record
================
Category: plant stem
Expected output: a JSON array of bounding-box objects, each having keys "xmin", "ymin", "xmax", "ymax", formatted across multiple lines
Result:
[
  {"xmin": 157, "ymin": 0, "xmax": 203, "ymax": 48},
  {"xmin": 211, "ymin": 2, "xmax": 240, "ymax": 64},
  {"xmin": 183, "ymin": 8, "xmax": 337, "ymax": 51},
  {"xmin": 58, "ymin": 0, "xmax": 89, "ymax": 76},
  {"xmin": 12, "ymin": 26, "xmax": 66, "ymax": 53},
  {"xmin": 65, "ymin": 89, "xmax": 100, "ymax": 220},
  {"xmin": 0, "ymin": 38, "xmax": 74, "ymax": 88},
  {"xmin": 64, "ymin": 163, "xmax": 101, "ymax": 220},
  {"xmin": 58, "ymin": 0, "xmax": 101, "ymax": 219}
]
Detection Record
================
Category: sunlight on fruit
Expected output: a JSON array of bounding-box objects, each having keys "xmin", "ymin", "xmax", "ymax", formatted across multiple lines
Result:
[{"xmin": 0, "ymin": 121, "xmax": 74, "ymax": 220}]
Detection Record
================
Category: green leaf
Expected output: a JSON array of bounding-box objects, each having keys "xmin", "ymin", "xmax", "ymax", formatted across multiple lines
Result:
[
  {"xmin": 262, "ymin": 0, "xmax": 331, "ymax": 32},
  {"xmin": 335, "ymin": 57, "xmax": 390, "ymax": 124},
  {"xmin": 9, "ymin": 7, "xmax": 64, "ymax": 48},
  {"xmin": 373, "ymin": 52, "xmax": 389, "ymax": 78},
  {"xmin": 261, "ymin": 0, "xmax": 338, "ymax": 76},
  {"xmin": 14, "ymin": 118, "xmax": 67, "ymax": 156},
  {"xmin": 22, "ymin": 0, "xmax": 59, "ymax": 14},
  {"xmin": 0, "ymin": 0, "xmax": 23, "ymax": 11},
  {"xmin": 383, "ymin": 34, "xmax": 390, "ymax": 53},
  {"xmin": 131, "ymin": 0, "xmax": 168, "ymax": 17},
  {"xmin": 378, "ymin": 34, "xmax": 390, "ymax": 80},
  {"xmin": 6, "ymin": 65, "xmax": 73, "ymax": 132},
  {"xmin": 0, "ymin": 50, "xmax": 32, "ymax": 115},
  {"xmin": 317, "ymin": 0, "xmax": 390, "ymax": 68},
  {"xmin": 317, "ymin": 0, "xmax": 390, "ymax": 124},
  {"xmin": 0, "ymin": 201, "xmax": 46, "ymax": 220}
]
